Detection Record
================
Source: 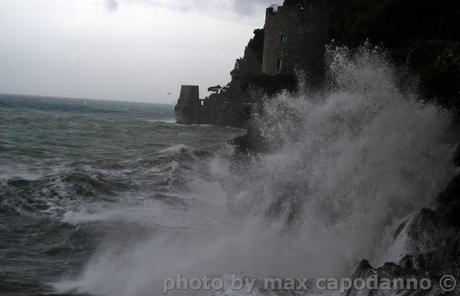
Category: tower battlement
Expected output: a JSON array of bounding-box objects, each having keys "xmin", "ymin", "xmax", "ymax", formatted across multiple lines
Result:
[{"xmin": 262, "ymin": 0, "xmax": 332, "ymax": 78}]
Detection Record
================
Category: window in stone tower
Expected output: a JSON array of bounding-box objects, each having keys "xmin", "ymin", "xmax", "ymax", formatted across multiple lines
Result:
[
  {"xmin": 281, "ymin": 34, "xmax": 287, "ymax": 43},
  {"xmin": 277, "ymin": 59, "xmax": 283, "ymax": 72}
]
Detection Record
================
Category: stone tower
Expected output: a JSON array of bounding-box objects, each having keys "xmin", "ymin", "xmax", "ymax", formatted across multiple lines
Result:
[
  {"xmin": 261, "ymin": 0, "xmax": 332, "ymax": 79},
  {"xmin": 175, "ymin": 85, "xmax": 201, "ymax": 124},
  {"xmin": 177, "ymin": 85, "xmax": 200, "ymax": 107}
]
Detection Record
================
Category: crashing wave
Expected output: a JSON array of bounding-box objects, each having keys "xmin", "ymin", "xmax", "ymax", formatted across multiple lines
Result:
[{"xmin": 55, "ymin": 45, "xmax": 456, "ymax": 296}]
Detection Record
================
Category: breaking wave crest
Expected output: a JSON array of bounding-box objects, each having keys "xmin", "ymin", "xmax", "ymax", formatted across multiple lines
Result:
[
  {"xmin": 0, "ymin": 144, "xmax": 208, "ymax": 220},
  {"xmin": 55, "ymin": 46, "xmax": 457, "ymax": 296}
]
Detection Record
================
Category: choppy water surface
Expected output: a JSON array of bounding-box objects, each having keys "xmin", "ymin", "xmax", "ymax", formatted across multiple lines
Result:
[
  {"xmin": 1, "ymin": 46, "xmax": 457, "ymax": 296},
  {"xmin": 0, "ymin": 95, "xmax": 245, "ymax": 295}
]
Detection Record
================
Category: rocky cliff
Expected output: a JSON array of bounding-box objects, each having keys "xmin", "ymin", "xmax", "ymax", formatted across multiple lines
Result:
[
  {"xmin": 346, "ymin": 170, "xmax": 460, "ymax": 296},
  {"xmin": 176, "ymin": 0, "xmax": 459, "ymax": 128},
  {"xmin": 174, "ymin": 2, "xmax": 460, "ymax": 294}
]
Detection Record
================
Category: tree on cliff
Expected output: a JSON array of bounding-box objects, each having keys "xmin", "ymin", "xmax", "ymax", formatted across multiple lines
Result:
[
  {"xmin": 331, "ymin": 0, "xmax": 460, "ymax": 109},
  {"xmin": 283, "ymin": 0, "xmax": 303, "ymax": 6},
  {"xmin": 228, "ymin": 29, "xmax": 296, "ymax": 98},
  {"xmin": 231, "ymin": 29, "xmax": 264, "ymax": 81}
]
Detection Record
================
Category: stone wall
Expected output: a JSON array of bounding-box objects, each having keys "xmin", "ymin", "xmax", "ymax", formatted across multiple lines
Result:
[
  {"xmin": 175, "ymin": 1, "xmax": 335, "ymax": 127},
  {"xmin": 174, "ymin": 85, "xmax": 201, "ymax": 124},
  {"xmin": 175, "ymin": 85, "xmax": 252, "ymax": 127},
  {"xmin": 262, "ymin": 0, "xmax": 332, "ymax": 80}
]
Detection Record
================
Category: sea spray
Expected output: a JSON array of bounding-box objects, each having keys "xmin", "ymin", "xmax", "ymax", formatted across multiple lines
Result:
[
  {"xmin": 244, "ymin": 44, "xmax": 456, "ymax": 264},
  {"xmin": 55, "ymin": 46, "xmax": 456, "ymax": 296}
]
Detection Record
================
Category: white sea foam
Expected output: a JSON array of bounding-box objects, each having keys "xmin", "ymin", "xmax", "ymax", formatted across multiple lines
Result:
[
  {"xmin": 160, "ymin": 144, "xmax": 195, "ymax": 155},
  {"xmin": 54, "ymin": 46, "xmax": 457, "ymax": 296},
  {"xmin": 145, "ymin": 118, "xmax": 176, "ymax": 124}
]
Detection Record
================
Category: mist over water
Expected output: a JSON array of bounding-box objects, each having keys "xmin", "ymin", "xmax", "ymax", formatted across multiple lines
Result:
[{"xmin": 54, "ymin": 46, "xmax": 456, "ymax": 296}]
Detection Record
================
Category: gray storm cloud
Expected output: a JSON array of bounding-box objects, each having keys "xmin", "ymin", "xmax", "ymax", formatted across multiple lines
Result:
[
  {"xmin": 106, "ymin": 0, "xmax": 119, "ymax": 11},
  {"xmin": 0, "ymin": 0, "xmax": 274, "ymax": 102},
  {"xmin": 108, "ymin": 0, "xmax": 279, "ymax": 15},
  {"xmin": 232, "ymin": 0, "xmax": 278, "ymax": 15}
]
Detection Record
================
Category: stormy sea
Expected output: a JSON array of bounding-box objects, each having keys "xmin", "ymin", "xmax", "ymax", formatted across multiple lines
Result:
[
  {"xmin": 0, "ymin": 47, "xmax": 457, "ymax": 296},
  {"xmin": 0, "ymin": 94, "xmax": 245, "ymax": 295}
]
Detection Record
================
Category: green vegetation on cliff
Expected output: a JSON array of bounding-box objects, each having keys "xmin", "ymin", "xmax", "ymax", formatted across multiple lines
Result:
[
  {"xmin": 211, "ymin": 0, "xmax": 459, "ymax": 117},
  {"xmin": 331, "ymin": 0, "xmax": 460, "ymax": 109},
  {"xmin": 225, "ymin": 29, "xmax": 297, "ymax": 100},
  {"xmin": 331, "ymin": 0, "xmax": 459, "ymax": 47}
]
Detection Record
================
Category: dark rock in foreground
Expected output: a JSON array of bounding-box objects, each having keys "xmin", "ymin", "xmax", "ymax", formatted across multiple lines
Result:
[{"xmin": 347, "ymin": 175, "xmax": 460, "ymax": 296}]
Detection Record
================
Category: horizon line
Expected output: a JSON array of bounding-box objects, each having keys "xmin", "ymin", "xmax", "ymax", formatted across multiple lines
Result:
[{"xmin": 0, "ymin": 91, "xmax": 176, "ymax": 106}]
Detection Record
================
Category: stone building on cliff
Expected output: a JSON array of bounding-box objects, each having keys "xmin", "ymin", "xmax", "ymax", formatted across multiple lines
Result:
[
  {"xmin": 175, "ymin": 85, "xmax": 252, "ymax": 127},
  {"xmin": 175, "ymin": 85, "xmax": 202, "ymax": 124},
  {"xmin": 175, "ymin": 0, "xmax": 333, "ymax": 126},
  {"xmin": 262, "ymin": 0, "xmax": 332, "ymax": 79}
]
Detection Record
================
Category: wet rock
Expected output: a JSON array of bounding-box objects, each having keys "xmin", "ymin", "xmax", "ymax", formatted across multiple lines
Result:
[
  {"xmin": 454, "ymin": 146, "xmax": 460, "ymax": 166},
  {"xmin": 232, "ymin": 126, "xmax": 269, "ymax": 155},
  {"xmin": 426, "ymin": 230, "xmax": 460, "ymax": 279},
  {"xmin": 347, "ymin": 175, "xmax": 460, "ymax": 296},
  {"xmin": 346, "ymin": 256, "xmax": 459, "ymax": 296},
  {"xmin": 436, "ymin": 175, "xmax": 460, "ymax": 228},
  {"xmin": 405, "ymin": 208, "xmax": 448, "ymax": 255}
]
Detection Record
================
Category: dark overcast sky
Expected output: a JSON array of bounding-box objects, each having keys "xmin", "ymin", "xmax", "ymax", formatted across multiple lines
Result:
[{"xmin": 0, "ymin": 0, "xmax": 282, "ymax": 103}]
